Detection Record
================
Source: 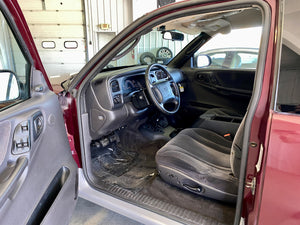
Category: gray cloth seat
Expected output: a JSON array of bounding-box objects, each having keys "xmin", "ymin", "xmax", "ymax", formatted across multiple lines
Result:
[{"xmin": 156, "ymin": 117, "xmax": 244, "ymax": 203}]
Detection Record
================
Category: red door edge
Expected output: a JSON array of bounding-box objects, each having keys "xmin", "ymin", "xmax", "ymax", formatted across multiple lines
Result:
[{"xmin": 243, "ymin": 0, "xmax": 279, "ymax": 223}]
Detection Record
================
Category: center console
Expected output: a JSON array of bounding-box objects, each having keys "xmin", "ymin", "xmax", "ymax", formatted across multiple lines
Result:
[{"xmin": 194, "ymin": 113, "xmax": 243, "ymax": 137}]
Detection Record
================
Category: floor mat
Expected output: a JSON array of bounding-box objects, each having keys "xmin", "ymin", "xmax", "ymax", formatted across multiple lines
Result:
[
  {"xmin": 141, "ymin": 177, "xmax": 236, "ymax": 225},
  {"xmin": 90, "ymin": 130, "xmax": 235, "ymax": 224},
  {"xmin": 92, "ymin": 141, "xmax": 165, "ymax": 191}
]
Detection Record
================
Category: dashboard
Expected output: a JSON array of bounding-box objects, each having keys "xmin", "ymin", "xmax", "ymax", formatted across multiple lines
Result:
[
  {"xmin": 110, "ymin": 74, "xmax": 146, "ymax": 107},
  {"xmin": 85, "ymin": 66, "xmax": 184, "ymax": 139},
  {"xmin": 122, "ymin": 75, "xmax": 146, "ymax": 95}
]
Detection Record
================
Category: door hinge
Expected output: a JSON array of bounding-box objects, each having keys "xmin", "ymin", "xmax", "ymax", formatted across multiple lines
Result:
[{"xmin": 245, "ymin": 177, "xmax": 256, "ymax": 196}]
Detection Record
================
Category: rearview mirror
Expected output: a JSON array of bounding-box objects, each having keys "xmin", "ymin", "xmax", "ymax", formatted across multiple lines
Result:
[
  {"xmin": 163, "ymin": 31, "xmax": 184, "ymax": 41},
  {"xmin": 0, "ymin": 70, "xmax": 20, "ymax": 102},
  {"xmin": 196, "ymin": 55, "xmax": 211, "ymax": 68}
]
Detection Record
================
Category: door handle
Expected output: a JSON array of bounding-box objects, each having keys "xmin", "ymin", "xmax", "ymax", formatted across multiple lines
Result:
[{"xmin": 0, "ymin": 157, "xmax": 28, "ymax": 207}]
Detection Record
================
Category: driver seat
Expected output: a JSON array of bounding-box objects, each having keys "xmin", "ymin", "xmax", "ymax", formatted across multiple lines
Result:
[{"xmin": 155, "ymin": 116, "xmax": 245, "ymax": 202}]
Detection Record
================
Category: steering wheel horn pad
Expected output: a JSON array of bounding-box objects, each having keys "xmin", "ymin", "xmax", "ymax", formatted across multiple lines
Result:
[{"xmin": 145, "ymin": 64, "xmax": 180, "ymax": 114}]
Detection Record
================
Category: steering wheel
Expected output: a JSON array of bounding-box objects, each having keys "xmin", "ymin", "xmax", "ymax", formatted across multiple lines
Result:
[{"xmin": 145, "ymin": 64, "xmax": 180, "ymax": 114}]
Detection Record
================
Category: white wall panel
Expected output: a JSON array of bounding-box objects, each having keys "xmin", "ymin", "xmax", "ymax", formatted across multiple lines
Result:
[
  {"xmin": 84, "ymin": 0, "xmax": 133, "ymax": 59},
  {"xmin": 45, "ymin": 0, "xmax": 83, "ymax": 11},
  {"xmin": 103, "ymin": 0, "xmax": 111, "ymax": 25},
  {"xmin": 23, "ymin": 11, "xmax": 83, "ymax": 24},
  {"xmin": 20, "ymin": 0, "xmax": 83, "ymax": 11},
  {"xmin": 34, "ymin": 38, "xmax": 86, "ymax": 51},
  {"xmin": 20, "ymin": 0, "xmax": 185, "ymax": 78},
  {"xmin": 28, "ymin": 25, "xmax": 85, "ymax": 38},
  {"xmin": 19, "ymin": 0, "xmax": 43, "ymax": 10},
  {"xmin": 110, "ymin": 0, "xmax": 118, "ymax": 33},
  {"xmin": 116, "ymin": 0, "xmax": 124, "ymax": 32},
  {"xmin": 38, "ymin": 51, "xmax": 86, "ymax": 64},
  {"xmin": 45, "ymin": 63, "xmax": 85, "ymax": 77},
  {"xmin": 132, "ymin": 0, "xmax": 156, "ymax": 20},
  {"xmin": 19, "ymin": 0, "xmax": 86, "ymax": 78}
]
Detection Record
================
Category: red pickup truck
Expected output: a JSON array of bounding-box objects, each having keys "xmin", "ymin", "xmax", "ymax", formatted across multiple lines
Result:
[{"xmin": 0, "ymin": 0, "xmax": 299, "ymax": 224}]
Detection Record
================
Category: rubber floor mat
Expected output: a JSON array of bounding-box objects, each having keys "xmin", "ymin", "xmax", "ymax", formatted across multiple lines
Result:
[
  {"xmin": 142, "ymin": 177, "xmax": 236, "ymax": 224},
  {"xmin": 92, "ymin": 141, "xmax": 164, "ymax": 191}
]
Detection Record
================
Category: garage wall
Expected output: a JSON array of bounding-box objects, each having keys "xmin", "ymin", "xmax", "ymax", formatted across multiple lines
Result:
[
  {"xmin": 84, "ymin": 0, "xmax": 133, "ymax": 60},
  {"xmin": 19, "ymin": 0, "xmax": 184, "ymax": 80},
  {"xmin": 19, "ymin": 0, "xmax": 86, "ymax": 78},
  {"xmin": 19, "ymin": 0, "xmax": 133, "ymax": 77}
]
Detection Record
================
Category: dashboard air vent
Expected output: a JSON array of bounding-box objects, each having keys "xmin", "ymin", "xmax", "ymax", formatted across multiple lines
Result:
[{"xmin": 111, "ymin": 80, "xmax": 120, "ymax": 92}]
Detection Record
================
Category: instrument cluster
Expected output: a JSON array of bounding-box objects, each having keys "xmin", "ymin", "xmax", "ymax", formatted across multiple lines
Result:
[{"xmin": 122, "ymin": 76, "xmax": 145, "ymax": 95}]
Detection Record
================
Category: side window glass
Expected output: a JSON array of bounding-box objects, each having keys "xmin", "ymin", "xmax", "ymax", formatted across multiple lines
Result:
[
  {"xmin": 275, "ymin": 0, "xmax": 300, "ymax": 114},
  {"xmin": 0, "ymin": 10, "xmax": 30, "ymax": 110},
  {"xmin": 195, "ymin": 27, "xmax": 261, "ymax": 69},
  {"xmin": 208, "ymin": 53, "xmax": 226, "ymax": 68},
  {"xmin": 237, "ymin": 52, "xmax": 258, "ymax": 69}
]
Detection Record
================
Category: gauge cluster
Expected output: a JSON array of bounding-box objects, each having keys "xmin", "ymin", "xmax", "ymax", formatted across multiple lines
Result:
[{"xmin": 122, "ymin": 75, "xmax": 145, "ymax": 95}]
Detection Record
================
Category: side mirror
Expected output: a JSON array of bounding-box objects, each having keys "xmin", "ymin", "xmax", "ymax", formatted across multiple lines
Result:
[
  {"xmin": 0, "ymin": 70, "xmax": 20, "ymax": 102},
  {"xmin": 196, "ymin": 55, "xmax": 211, "ymax": 68},
  {"xmin": 163, "ymin": 31, "xmax": 184, "ymax": 41}
]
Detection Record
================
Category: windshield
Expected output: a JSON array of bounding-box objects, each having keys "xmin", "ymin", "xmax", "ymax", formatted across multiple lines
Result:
[
  {"xmin": 105, "ymin": 26, "xmax": 261, "ymax": 70},
  {"xmin": 106, "ymin": 29, "xmax": 197, "ymax": 68}
]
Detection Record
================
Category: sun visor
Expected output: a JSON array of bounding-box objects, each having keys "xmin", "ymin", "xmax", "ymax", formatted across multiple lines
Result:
[
  {"xmin": 162, "ymin": 18, "xmax": 231, "ymax": 36},
  {"xmin": 198, "ymin": 19, "xmax": 231, "ymax": 36}
]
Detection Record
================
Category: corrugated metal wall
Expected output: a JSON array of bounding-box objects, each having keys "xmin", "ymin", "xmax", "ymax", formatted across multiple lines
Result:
[
  {"xmin": 84, "ymin": 0, "xmax": 133, "ymax": 60},
  {"xmin": 110, "ymin": 31, "xmax": 196, "ymax": 67},
  {"xmin": 137, "ymin": 31, "xmax": 195, "ymax": 58},
  {"xmin": 19, "ymin": 0, "xmax": 86, "ymax": 78},
  {"xmin": 86, "ymin": 0, "xmax": 187, "ymax": 66}
]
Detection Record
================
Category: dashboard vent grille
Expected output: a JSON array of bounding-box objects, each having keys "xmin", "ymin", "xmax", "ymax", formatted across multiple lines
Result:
[{"xmin": 111, "ymin": 80, "xmax": 120, "ymax": 92}]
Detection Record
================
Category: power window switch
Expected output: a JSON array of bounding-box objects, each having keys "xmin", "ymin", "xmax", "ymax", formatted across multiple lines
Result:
[
  {"xmin": 21, "ymin": 125, "xmax": 29, "ymax": 131},
  {"xmin": 16, "ymin": 142, "xmax": 23, "ymax": 148},
  {"xmin": 22, "ymin": 142, "xmax": 29, "ymax": 148}
]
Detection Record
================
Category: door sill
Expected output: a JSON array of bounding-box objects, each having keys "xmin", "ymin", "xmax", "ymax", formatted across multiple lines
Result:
[{"xmin": 78, "ymin": 168, "xmax": 182, "ymax": 225}]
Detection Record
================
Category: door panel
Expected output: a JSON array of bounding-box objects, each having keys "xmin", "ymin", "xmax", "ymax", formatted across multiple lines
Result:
[
  {"xmin": 0, "ymin": 1, "xmax": 77, "ymax": 223},
  {"xmin": 0, "ymin": 90, "xmax": 77, "ymax": 225},
  {"xmin": 181, "ymin": 68, "xmax": 254, "ymax": 116},
  {"xmin": 195, "ymin": 70, "xmax": 254, "ymax": 96}
]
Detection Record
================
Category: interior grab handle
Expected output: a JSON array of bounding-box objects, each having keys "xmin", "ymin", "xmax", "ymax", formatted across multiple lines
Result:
[{"xmin": 0, "ymin": 157, "xmax": 28, "ymax": 207}]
